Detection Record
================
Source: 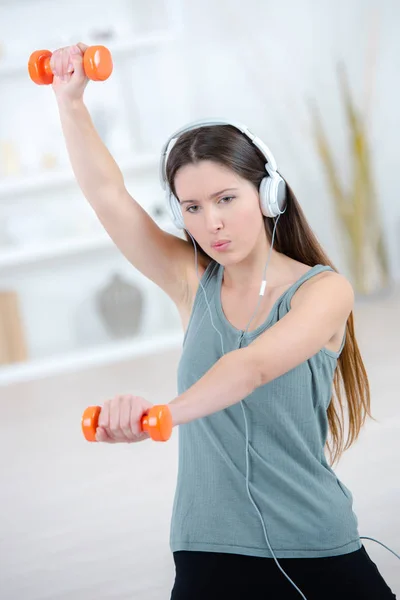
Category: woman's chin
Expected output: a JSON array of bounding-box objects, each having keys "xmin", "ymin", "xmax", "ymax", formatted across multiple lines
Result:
[{"xmin": 212, "ymin": 252, "xmax": 240, "ymax": 266}]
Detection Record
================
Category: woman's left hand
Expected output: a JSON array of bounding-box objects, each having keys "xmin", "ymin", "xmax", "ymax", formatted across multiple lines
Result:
[{"xmin": 96, "ymin": 394, "xmax": 153, "ymax": 443}]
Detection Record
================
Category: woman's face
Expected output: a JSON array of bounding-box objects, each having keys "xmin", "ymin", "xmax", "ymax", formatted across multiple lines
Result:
[{"xmin": 174, "ymin": 160, "xmax": 266, "ymax": 265}]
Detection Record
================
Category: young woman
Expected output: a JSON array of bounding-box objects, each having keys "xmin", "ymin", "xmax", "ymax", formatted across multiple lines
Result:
[{"xmin": 51, "ymin": 44, "xmax": 397, "ymax": 599}]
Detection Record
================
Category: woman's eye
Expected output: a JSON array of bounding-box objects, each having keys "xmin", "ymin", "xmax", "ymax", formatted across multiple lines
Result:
[{"xmin": 186, "ymin": 196, "xmax": 234, "ymax": 213}]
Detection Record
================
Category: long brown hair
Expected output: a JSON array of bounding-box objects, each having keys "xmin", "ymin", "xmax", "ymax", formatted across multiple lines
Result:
[{"xmin": 166, "ymin": 124, "xmax": 374, "ymax": 466}]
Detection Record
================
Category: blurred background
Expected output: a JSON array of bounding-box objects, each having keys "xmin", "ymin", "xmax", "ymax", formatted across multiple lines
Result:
[{"xmin": 0, "ymin": 0, "xmax": 399, "ymax": 598}]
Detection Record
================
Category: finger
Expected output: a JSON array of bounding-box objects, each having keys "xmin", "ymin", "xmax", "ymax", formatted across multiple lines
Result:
[
  {"xmin": 76, "ymin": 42, "xmax": 88, "ymax": 53},
  {"xmin": 96, "ymin": 426, "xmax": 116, "ymax": 443},
  {"xmin": 65, "ymin": 46, "xmax": 74, "ymax": 74},
  {"xmin": 54, "ymin": 47, "xmax": 65, "ymax": 80},
  {"xmin": 51, "ymin": 49, "xmax": 61, "ymax": 80},
  {"xmin": 109, "ymin": 397, "xmax": 128, "ymax": 442},
  {"xmin": 120, "ymin": 395, "xmax": 135, "ymax": 441},
  {"xmin": 49, "ymin": 51, "xmax": 56, "ymax": 76},
  {"xmin": 98, "ymin": 399, "xmax": 111, "ymax": 432},
  {"xmin": 130, "ymin": 397, "xmax": 146, "ymax": 438},
  {"xmin": 109, "ymin": 396, "xmax": 120, "ymax": 439},
  {"xmin": 70, "ymin": 44, "xmax": 85, "ymax": 79},
  {"xmin": 134, "ymin": 431, "xmax": 151, "ymax": 443},
  {"xmin": 62, "ymin": 47, "xmax": 72, "ymax": 82},
  {"xmin": 57, "ymin": 48, "xmax": 66, "ymax": 80},
  {"xmin": 62, "ymin": 48, "xmax": 69, "ymax": 75}
]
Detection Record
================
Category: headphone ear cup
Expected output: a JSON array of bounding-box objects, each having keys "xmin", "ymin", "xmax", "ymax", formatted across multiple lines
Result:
[
  {"xmin": 259, "ymin": 174, "xmax": 287, "ymax": 218},
  {"xmin": 167, "ymin": 191, "xmax": 185, "ymax": 229}
]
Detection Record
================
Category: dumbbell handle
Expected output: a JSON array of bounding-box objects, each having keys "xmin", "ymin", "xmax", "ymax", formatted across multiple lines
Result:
[
  {"xmin": 81, "ymin": 404, "xmax": 173, "ymax": 442},
  {"xmin": 28, "ymin": 45, "xmax": 113, "ymax": 85}
]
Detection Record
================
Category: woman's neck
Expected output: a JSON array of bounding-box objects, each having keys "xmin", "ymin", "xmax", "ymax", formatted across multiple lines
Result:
[{"xmin": 222, "ymin": 246, "xmax": 294, "ymax": 293}]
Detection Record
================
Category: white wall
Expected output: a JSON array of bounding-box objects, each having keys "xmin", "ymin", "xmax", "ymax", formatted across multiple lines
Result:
[{"xmin": 177, "ymin": 0, "xmax": 400, "ymax": 281}]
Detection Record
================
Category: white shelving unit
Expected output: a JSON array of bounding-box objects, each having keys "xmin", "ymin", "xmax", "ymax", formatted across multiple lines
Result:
[
  {"xmin": 0, "ymin": 1, "xmax": 187, "ymax": 386},
  {"xmin": 0, "ymin": 329, "xmax": 183, "ymax": 387},
  {"xmin": 0, "ymin": 152, "xmax": 159, "ymax": 200},
  {"xmin": 0, "ymin": 216, "xmax": 177, "ymax": 270}
]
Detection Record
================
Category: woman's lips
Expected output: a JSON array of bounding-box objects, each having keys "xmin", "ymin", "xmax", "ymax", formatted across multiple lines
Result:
[{"xmin": 212, "ymin": 241, "xmax": 231, "ymax": 251}]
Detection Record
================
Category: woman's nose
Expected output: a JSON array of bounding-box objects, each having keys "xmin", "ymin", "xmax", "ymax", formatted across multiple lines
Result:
[{"xmin": 203, "ymin": 206, "xmax": 223, "ymax": 231}]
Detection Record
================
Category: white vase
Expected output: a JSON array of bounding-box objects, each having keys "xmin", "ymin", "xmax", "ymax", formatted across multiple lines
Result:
[{"xmin": 95, "ymin": 273, "xmax": 144, "ymax": 339}]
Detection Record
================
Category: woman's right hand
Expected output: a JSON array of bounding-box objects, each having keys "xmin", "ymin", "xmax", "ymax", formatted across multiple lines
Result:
[{"xmin": 50, "ymin": 43, "xmax": 89, "ymax": 103}]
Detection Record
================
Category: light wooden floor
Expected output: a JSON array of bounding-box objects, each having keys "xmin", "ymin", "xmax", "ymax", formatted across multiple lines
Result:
[{"xmin": 0, "ymin": 288, "xmax": 399, "ymax": 599}]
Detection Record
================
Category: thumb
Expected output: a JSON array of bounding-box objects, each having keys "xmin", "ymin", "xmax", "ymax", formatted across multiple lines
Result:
[
  {"xmin": 96, "ymin": 426, "xmax": 115, "ymax": 443},
  {"xmin": 76, "ymin": 42, "xmax": 88, "ymax": 53}
]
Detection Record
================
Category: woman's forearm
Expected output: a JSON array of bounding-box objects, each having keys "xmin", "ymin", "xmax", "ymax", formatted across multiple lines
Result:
[{"xmin": 168, "ymin": 349, "xmax": 261, "ymax": 426}]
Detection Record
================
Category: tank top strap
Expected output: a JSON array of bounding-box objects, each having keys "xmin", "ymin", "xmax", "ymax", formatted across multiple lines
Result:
[
  {"xmin": 200, "ymin": 259, "xmax": 219, "ymax": 290},
  {"xmin": 182, "ymin": 260, "xmax": 219, "ymax": 347},
  {"xmin": 282, "ymin": 264, "xmax": 335, "ymax": 309}
]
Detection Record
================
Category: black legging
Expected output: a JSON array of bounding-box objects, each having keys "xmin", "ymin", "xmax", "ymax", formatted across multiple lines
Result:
[{"xmin": 170, "ymin": 545, "xmax": 397, "ymax": 599}]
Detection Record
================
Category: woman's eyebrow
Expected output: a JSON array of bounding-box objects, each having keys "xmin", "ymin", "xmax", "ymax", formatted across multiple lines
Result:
[{"xmin": 180, "ymin": 187, "xmax": 238, "ymax": 204}]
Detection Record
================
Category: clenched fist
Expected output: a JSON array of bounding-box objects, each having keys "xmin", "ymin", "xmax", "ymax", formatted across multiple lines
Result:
[
  {"xmin": 96, "ymin": 394, "xmax": 153, "ymax": 443},
  {"xmin": 50, "ymin": 43, "xmax": 89, "ymax": 102}
]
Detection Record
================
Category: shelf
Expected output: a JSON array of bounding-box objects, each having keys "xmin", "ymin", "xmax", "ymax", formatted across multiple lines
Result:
[
  {"xmin": 0, "ymin": 328, "xmax": 183, "ymax": 386},
  {"xmin": 0, "ymin": 31, "xmax": 176, "ymax": 79},
  {"xmin": 0, "ymin": 217, "xmax": 177, "ymax": 270},
  {"xmin": 0, "ymin": 153, "xmax": 159, "ymax": 200},
  {"xmin": 0, "ymin": 232, "xmax": 113, "ymax": 270}
]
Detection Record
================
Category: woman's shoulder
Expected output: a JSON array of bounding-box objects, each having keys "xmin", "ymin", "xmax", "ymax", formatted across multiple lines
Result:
[
  {"xmin": 285, "ymin": 260, "xmax": 353, "ymax": 355},
  {"xmin": 291, "ymin": 261, "xmax": 353, "ymax": 310}
]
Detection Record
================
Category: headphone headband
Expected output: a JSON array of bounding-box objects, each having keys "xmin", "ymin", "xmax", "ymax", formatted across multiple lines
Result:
[{"xmin": 159, "ymin": 118, "xmax": 278, "ymax": 190}]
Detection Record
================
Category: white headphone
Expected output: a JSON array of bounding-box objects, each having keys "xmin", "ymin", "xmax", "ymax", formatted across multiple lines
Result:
[{"xmin": 159, "ymin": 118, "xmax": 287, "ymax": 230}]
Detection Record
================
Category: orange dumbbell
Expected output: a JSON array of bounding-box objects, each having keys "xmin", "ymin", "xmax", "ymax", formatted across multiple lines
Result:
[
  {"xmin": 81, "ymin": 404, "xmax": 173, "ymax": 443},
  {"xmin": 28, "ymin": 45, "xmax": 113, "ymax": 85}
]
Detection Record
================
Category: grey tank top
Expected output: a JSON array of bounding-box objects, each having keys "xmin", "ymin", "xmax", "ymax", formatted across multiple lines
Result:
[{"xmin": 169, "ymin": 260, "xmax": 362, "ymax": 558}]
